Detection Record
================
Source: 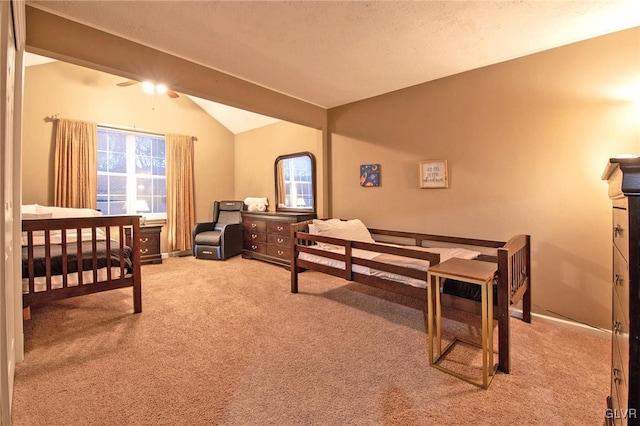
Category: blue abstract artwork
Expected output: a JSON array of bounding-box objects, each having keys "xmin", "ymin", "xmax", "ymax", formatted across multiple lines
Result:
[{"xmin": 360, "ymin": 164, "xmax": 381, "ymax": 187}]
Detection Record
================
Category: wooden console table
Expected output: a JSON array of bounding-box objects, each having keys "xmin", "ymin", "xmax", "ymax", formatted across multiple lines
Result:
[{"xmin": 427, "ymin": 258, "xmax": 498, "ymax": 389}]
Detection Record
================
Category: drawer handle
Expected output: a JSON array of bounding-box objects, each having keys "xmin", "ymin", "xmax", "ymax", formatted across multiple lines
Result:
[
  {"xmin": 251, "ymin": 244, "xmax": 258, "ymax": 250},
  {"xmin": 613, "ymin": 368, "xmax": 622, "ymax": 384},
  {"xmin": 277, "ymin": 225, "xmax": 284, "ymax": 232},
  {"xmin": 614, "ymin": 274, "xmax": 623, "ymax": 287},
  {"xmin": 251, "ymin": 233, "xmax": 258, "ymax": 239},
  {"xmin": 277, "ymin": 250, "xmax": 284, "ymax": 256},
  {"xmin": 141, "ymin": 248, "xmax": 149, "ymax": 254},
  {"xmin": 277, "ymin": 238, "xmax": 284, "ymax": 244},
  {"xmin": 613, "ymin": 320, "xmax": 622, "ymax": 334},
  {"xmin": 140, "ymin": 237, "xmax": 149, "ymax": 243},
  {"xmin": 613, "ymin": 225, "xmax": 624, "ymax": 238},
  {"xmin": 251, "ymin": 223, "xmax": 257, "ymax": 228}
]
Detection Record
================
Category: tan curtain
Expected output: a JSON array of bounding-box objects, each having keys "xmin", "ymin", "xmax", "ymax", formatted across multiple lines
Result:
[
  {"xmin": 277, "ymin": 160, "xmax": 285, "ymax": 207},
  {"xmin": 165, "ymin": 133, "xmax": 195, "ymax": 252},
  {"xmin": 54, "ymin": 119, "xmax": 98, "ymax": 208}
]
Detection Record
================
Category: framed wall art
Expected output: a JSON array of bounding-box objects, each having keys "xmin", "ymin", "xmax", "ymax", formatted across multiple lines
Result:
[
  {"xmin": 419, "ymin": 160, "xmax": 448, "ymax": 188},
  {"xmin": 360, "ymin": 164, "xmax": 381, "ymax": 187}
]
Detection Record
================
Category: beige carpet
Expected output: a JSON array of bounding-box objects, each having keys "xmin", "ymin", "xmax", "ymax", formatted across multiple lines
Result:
[{"xmin": 12, "ymin": 256, "xmax": 609, "ymax": 425}]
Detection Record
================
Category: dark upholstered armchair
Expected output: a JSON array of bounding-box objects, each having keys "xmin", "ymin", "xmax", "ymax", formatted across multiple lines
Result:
[{"xmin": 192, "ymin": 201, "xmax": 244, "ymax": 260}]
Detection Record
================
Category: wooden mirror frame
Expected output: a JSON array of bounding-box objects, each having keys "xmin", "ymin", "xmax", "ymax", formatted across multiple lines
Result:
[{"xmin": 274, "ymin": 151, "xmax": 316, "ymax": 213}]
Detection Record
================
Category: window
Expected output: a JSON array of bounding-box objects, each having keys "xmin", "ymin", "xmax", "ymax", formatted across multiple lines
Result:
[
  {"xmin": 97, "ymin": 127, "xmax": 166, "ymax": 221},
  {"xmin": 283, "ymin": 155, "xmax": 313, "ymax": 208}
]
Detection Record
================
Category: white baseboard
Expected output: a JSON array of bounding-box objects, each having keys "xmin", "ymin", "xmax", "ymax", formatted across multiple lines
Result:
[{"xmin": 511, "ymin": 308, "xmax": 609, "ymax": 337}]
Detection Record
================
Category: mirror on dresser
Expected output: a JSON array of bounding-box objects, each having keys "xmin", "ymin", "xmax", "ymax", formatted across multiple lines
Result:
[{"xmin": 274, "ymin": 151, "xmax": 316, "ymax": 213}]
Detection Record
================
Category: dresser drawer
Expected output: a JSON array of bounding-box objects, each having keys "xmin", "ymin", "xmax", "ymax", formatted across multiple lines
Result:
[
  {"xmin": 243, "ymin": 220, "xmax": 266, "ymax": 233},
  {"xmin": 610, "ymin": 373, "xmax": 623, "ymax": 426},
  {"xmin": 267, "ymin": 244, "xmax": 291, "ymax": 260},
  {"xmin": 613, "ymin": 207, "xmax": 628, "ymax": 260},
  {"xmin": 613, "ymin": 246, "xmax": 629, "ymax": 326},
  {"xmin": 612, "ymin": 342, "xmax": 629, "ymax": 425},
  {"xmin": 139, "ymin": 232, "xmax": 159, "ymax": 252},
  {"xmin": 243, "ymin": 240, "xmax": 266, "ymax": 254},
  {"xmin": 267, "ymin": 221, "xmax": 290, "ymax": 235},
  {"xmin": 268, "ymin": 233, "xmax": 290, "ymax": 247},
  {"xmin": 613, "ymin": 290, "xmax": 629, "ymax": 382},
  {"xmin": 243, "ymin": 229, "xmax": 267, "ymax": 243}
]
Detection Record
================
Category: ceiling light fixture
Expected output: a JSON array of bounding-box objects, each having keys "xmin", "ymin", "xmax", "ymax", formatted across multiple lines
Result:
[
  {"xmin": 141, "ymin": 81, "xmax": 155, "ymax": 94},
  {"xmin": 141, "ymin": 81, "xmax": 168, "ymax": 95}
]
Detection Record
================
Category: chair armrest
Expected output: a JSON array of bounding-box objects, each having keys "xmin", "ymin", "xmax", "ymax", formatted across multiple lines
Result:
[
  {"xmin": 218, "ymin": 223, "xmax": 243, "ymax": 257},
  {"xmin": 192, "ymin": 222, "xmax": 215, "ymax": 256},
  {"xmin": 193, "ymin": 222, "xmax": 215, "ymax": 235}
]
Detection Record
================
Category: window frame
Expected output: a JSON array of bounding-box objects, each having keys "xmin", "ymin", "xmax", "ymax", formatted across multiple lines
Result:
[{"xmin": 96, "ymin": 126, "xmax": 167, "ymax": 222}]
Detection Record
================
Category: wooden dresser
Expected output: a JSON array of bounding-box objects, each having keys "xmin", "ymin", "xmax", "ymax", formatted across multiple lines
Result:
[
  {"xmin": 603, "ymin": 158, "xmax": 640, "ymax": 425},
  {"xmin": 125, "ymin": 224, "xmax": 162, "ymax": 265},
  {"xmin": 241, "ymin": 211, "xmax": 316, "ymax": 268}
]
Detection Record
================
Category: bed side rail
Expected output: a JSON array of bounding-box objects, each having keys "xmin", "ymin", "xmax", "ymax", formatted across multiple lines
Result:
[
  {"xmin": 291, "ymin": 224, "xmax": 441, "ymax": 292},
  {"xmin": 367, "ymin": 228, "xmax": 506, "ymax": 249}
]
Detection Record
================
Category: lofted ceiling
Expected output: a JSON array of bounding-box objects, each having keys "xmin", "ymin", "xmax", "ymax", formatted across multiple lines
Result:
[
  {"xmin": 24, "ymin": 52, "xmax": 282, "ymax": 134},
  {"xmin": 25, "ymin": 1, "xmax": 640, "ymax": 129}
]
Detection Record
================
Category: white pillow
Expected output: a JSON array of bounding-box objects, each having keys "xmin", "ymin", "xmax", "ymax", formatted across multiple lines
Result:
[
  {"xmin": 312, "ymin": 219, "xmax": 375, "ymax": 243},
  {"xmin": 21, "ymin": 204, "xmax": 39, "ymax": 214},
  {"xmin": 36, "ymin": 205, "xmax": 102, "ymax": 218}
]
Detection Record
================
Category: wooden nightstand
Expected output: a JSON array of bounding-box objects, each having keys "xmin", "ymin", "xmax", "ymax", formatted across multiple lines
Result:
[{"xmin": 125, "ymin": 224, "xmax": 163, "ymax": 265}]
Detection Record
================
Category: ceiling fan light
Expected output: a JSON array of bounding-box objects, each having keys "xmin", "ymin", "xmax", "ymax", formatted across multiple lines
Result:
[
  {"xmin": 155, "ymin": 84, "xmax": 168, "ymax": 95},
  {"xmin": 141, "ymin": 81, "xmax": 155, "ymax": 94}
]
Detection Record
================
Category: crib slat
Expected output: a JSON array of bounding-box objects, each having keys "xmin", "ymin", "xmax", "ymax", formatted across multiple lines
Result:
[
  {"xmin": 44, "ymin": 230, "xmax": 52, "ymax": 291},
  {"xmin": 105, "ymin": 226, "xmax": 112, "ymax": 282},
  {"xmin": 345, "ymin": 243, "xmax": 353, "ymax": 280},
  {"xmin": 27, "ymin": 231, "xmax": 35, "ymax": 294},
  {"xmin": 77, "ymin": 228, "xmax": 83, "ymax": 286},
  {"xmin": 119, "ymin": 226, "xmax": 125, "ymax": 278},
  {"xmin": 92, "ymin": 227, "xmax": 98, "ymax": 284},
  {"xmin": 61, "ymin": 227, "xmax": 68, "ymax": 288}
]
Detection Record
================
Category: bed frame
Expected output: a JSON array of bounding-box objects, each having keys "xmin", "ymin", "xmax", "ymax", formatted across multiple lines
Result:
[
  {"xmin": 22, "ymin": 215, "xmax": 143, "ymax": 317},
  {"xmin": 290, "ymin": 221, "xmax": 531, "ymax": 374}
]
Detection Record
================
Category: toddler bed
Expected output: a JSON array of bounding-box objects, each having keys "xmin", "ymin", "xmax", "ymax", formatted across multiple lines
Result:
[
  {"xmin": 21, "ymin": 205, "xmax": 142, "ymax": 318},
  {"xmin": 290, "ymin": 219, "xmax": 531, "ymax": 373}
]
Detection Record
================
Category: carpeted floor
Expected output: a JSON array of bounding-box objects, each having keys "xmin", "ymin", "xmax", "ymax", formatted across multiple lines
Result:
[{"xmin": 12, "ymin": 256, "xmax": 610, "ymax": 425}]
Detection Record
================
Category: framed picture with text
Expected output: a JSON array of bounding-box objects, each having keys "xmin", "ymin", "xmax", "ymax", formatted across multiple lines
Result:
[{"xmin": 419, "ymin": 160, "xmax": 448, "ymax": 189}]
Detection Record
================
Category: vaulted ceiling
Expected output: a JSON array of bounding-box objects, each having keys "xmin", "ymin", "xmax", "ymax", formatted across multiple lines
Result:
[{"xmin": 26, "ymin": 1, "xmax": 640, "ymax": 131}]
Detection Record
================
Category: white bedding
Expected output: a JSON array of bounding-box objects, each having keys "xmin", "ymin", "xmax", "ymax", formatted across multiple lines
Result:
[
  {"xmin": 21, "ymin": 228, "xmax": 107, "ymax": 247},
  {"xmin": 298, "ymin": 243, "xmax": 481, "ymax": 288},
  {"xmin": 21, "ymin": 204, "xmax": 107, "ymax": 246}
]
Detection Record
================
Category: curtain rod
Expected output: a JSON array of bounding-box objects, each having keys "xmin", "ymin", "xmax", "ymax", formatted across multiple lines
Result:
[{"xmin": 47, "ymin": 114, "xmax": 198, "ymax": 141}]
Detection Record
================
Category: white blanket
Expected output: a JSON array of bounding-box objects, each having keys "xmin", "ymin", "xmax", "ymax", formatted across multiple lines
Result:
[
  {"xmin": 21, "ymin": 228, "xmax": 107, "ymax": 247},
  {"xmin": 298, "ymin": 244, "xmax": 481, "ymax": 288}
]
